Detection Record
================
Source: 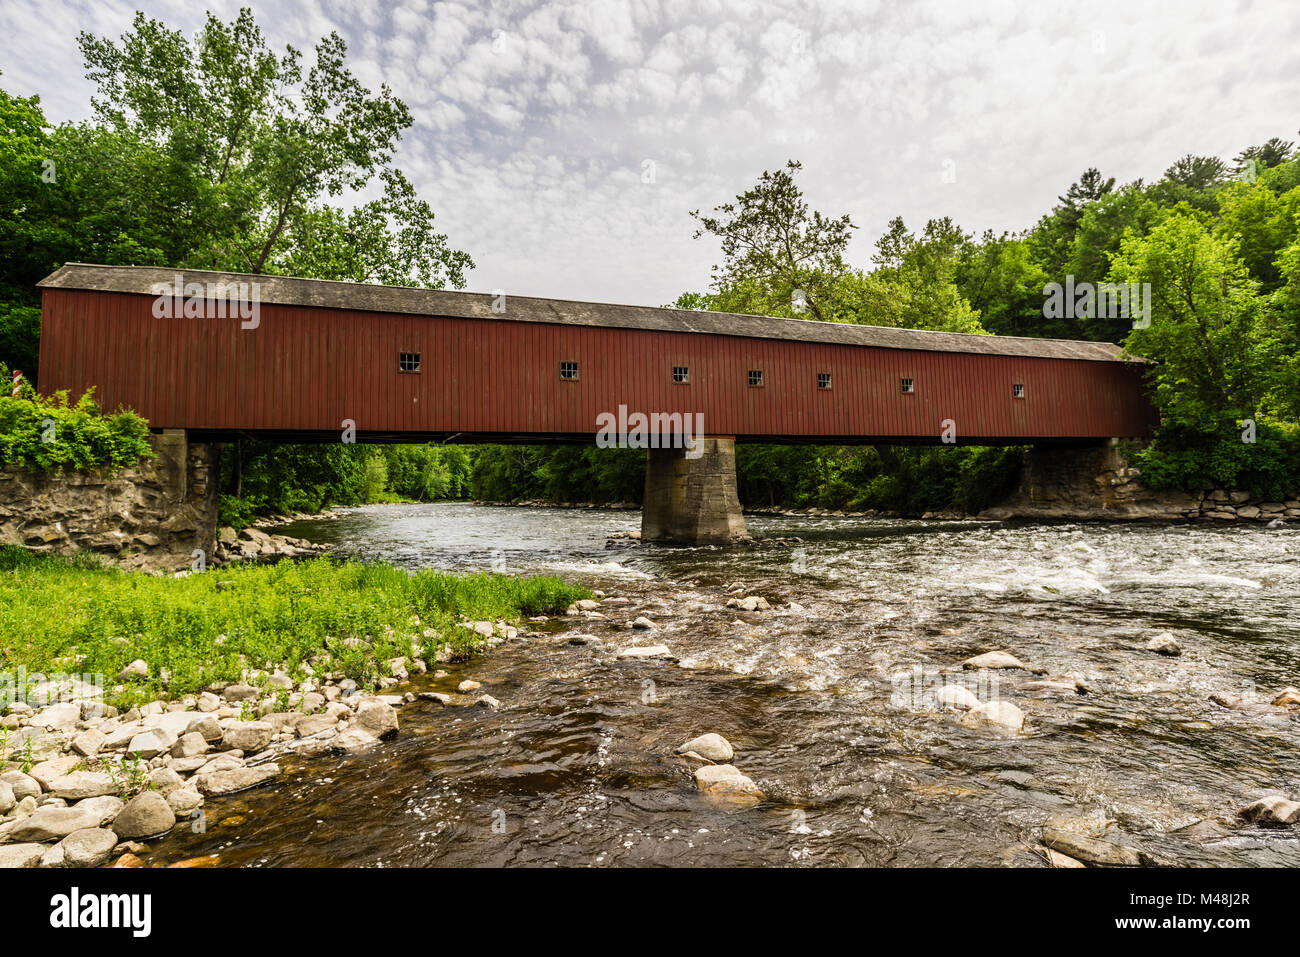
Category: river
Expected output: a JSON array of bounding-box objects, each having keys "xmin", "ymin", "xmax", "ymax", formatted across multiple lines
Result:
[{"xmin": 152, "ymin": 503, "xmax": 1300, "ymax": 866}]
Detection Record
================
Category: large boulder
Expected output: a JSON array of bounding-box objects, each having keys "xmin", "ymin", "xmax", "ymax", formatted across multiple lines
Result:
[
  {"xmin": 49, "ymin": 772, "xmax": 118, "ymax": 800},
  {"xmin": 111, "ymin": 791, "xmax": 175, "ymax": 839},
  {"xmin": 0, "ymin": 844, "xmax": 45, "ymax": 869}
]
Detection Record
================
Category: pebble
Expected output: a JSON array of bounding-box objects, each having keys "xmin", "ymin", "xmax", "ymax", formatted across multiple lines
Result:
[{"xmin": 1146, "ymin": 632, "xmax": 1181, "ymax": 656}]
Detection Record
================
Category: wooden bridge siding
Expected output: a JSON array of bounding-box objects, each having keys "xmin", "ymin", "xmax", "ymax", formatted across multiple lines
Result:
[{"xmin": 39, "ymin": 290, "xmax": 1155, "ymax": 439}]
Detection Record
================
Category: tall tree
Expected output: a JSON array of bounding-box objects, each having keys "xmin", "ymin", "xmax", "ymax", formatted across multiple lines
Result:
[{"xmin": 690, "ymin": 160, "xmax": 854, "ymax": 321}]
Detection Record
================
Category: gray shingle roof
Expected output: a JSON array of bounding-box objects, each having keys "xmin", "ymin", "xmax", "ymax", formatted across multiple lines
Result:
[{"xmin": 40, "ymin": 263, "xmax": 1128, "ymax": 361}]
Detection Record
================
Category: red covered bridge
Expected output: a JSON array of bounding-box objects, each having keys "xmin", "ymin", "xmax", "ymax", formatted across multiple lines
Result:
[{"xmin": 36, "ymin": 264, "xmax": 1158, "ymax": 543}]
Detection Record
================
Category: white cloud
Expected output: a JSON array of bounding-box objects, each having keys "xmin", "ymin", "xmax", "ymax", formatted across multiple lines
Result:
[{"xmin": 1, "ymin": 0, "xmax": 1297, "ymax": 306}]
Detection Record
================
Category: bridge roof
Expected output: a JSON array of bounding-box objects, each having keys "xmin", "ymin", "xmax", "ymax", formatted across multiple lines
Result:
[{"xmin": 40, "ymin": 263, "xmax": 1128, "ymax": 362}]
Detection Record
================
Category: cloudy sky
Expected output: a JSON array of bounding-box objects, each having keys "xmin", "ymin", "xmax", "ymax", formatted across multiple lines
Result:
[{"xmin": 3, "ymin": 0, "xmax": 1297, "ymax": 305}]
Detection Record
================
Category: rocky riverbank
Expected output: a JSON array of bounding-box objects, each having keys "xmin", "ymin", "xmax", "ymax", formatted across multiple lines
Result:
[{"xmin": 0, "ymin": 614, "xmax": 531, "ymax": 868}]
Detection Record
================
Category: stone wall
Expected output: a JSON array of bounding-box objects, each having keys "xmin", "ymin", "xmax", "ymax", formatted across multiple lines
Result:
[
  {"xmin": 0, "ymin": 430, "xmax": 220, "ymax": 572},
  {"xmin": 981, "ymin": 439, "xmax": 1300, "ymax": 523}
]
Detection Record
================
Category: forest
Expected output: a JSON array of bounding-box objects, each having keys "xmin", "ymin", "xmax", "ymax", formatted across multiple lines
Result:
[{"xmin": 3, "ymin": 9, "xmax": 1297, "ymax": 522}]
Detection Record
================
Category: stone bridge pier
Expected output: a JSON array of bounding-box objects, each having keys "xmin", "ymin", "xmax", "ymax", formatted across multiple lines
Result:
[{"xmin": 641, "ymin": 436, "xmax": 750, "ymax": 545}]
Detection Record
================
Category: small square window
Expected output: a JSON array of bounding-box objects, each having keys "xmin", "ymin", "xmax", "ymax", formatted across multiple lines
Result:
[
  {"xmin": 817, "ymin": 372, "xmax": 832, "ymax": 390},
  {"xmin": 560, "ymin": 360, "xmax": 579, "ymax": 381},
  {"xmin": 1012, "ymin": 383, "xmax": 1025, "ymax": 398},
  {"xmin": 399, "ymin": 352, "xmax": 421, "ymax": 373},
  {"xmin": 900, "ymin": 377, "xmax": 914, "ymax": 394},
  {"xmin": 673, "ymin": 366, "xmax": 690, "ymax": 383},
  {"xmin": 748, "ymin": 370, "xmax": 764, "ymax": 387}
]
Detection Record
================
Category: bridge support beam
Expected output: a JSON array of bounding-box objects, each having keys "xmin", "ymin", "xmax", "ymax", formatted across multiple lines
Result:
[{"xmin": 641, "ymin": 436, "xmax": 749, "ymax": 545}]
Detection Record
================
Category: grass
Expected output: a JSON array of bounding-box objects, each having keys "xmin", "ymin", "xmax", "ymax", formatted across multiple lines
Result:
[{"xmin": 0, "ymin": 546, "xmax": 590, "ymax": 710}]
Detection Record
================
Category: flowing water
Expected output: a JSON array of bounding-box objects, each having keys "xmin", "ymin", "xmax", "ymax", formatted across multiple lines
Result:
[{"xmin": 153, "ymin": 503, "xmax": 1300, "ymax": 867}]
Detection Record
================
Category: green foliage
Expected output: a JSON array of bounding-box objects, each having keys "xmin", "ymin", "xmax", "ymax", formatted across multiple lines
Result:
[
  {"xmin": 0, "ymin": 548, "xmax": 589, "ymax": 708},
  {"xmin": 0, "ymin": 365, "xmax": 152, "ymax": 471}
]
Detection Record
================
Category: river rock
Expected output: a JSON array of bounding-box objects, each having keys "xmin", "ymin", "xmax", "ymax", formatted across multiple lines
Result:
[
  {"xmin": 1021, "ymin": 679, "xmax": 1086, "ymax": 696},
  {"xmin": 1272, "ymin": 688, "xmax": 1300, "ymax": 709},
  {"xmin": 30, "ymin": 702, "xmax": 80, "ymax": 731},
  {"xmin": 147, "ymin": 767, "xmax": 185, "ymax": 795},
  {"xmin": 962, "ymin": 651, "xmax": 1031, "ymax": 671},
  {"xmin": 728, "ymin": 596, "xmax": 771, "ymax": 612},
  {"xmin": 616, "ymin": 645, "xmax": 675, "ymax": 660},
  {"xmin": 936, "ymin": 684, "xmax": 981, "ymax": 710},
  {"xmin": 117, "ymin": 659, "xmax": 149, "ymax": 680},
  {"xmin": 11, "ymin": 804, "xmax": 103, "ymax": 842},
  {"xmin": 54, "ymin": 828, "xmax": 119, "ymax": 868},
  {"xmin": 332, "ymin": 727, "xmax": 381, "ymax": 753},
  {"xmin": 221, "ymin": 721, "xmax": 273, "ymax": 752},
  {"xmin": 1, "ymin": 770, "xmax": 41, "ymax": 803},
  {"xmin": 28, "ymin": 755, "xmax": 80, "ymax": 789},
  {"xmin": 195, "ymin": 763, "xmax": 279, "ymax": 796},
  {"xmin": 222, "ymin": 683, "xmax": 259, "ymax": 702},
  {"xmin": 0, "ymin": 780, "xmax": 13, "ymax": 814},
  {"xmin": 457, "ymin": 680, "xmax": 482, "ymax": 692},
  {"xmin": 71, "ymin": 728, "xmax": 106, "ymax": 757},
  {"xmin": 186, "ymin": 715, "xmax": 223, "ymax": 741},
  {"xmin": 296, "ymin": 714, "xmax": 337, "ymax": 737},
  {"xmin": 354, "ymin": 700, "xmax": 399, "ymax": 737},
  {"xmin": 1238, "ymin": 795, "xmax": 1300, "ymax": 826},
  {"xmin": 694, "ymin": 764, "xmax": 764, "ymax": 807},
  {"xmin": 73, "ymin": 795, "xmax": 125, "ymax": 827},
  {"xmin": 1146, "ymin": 632, "xmax": 1181, "ymax": 656},
  {"xmin": 1041, "ymin": 827, "xmax": 1144, "ymax": 867},
  {"xmin": 477, "ymin": 694, "xmax": 502, "ymax": 710},
  {"xmin": 112, "ymin": 791, "xmax": 175, "ymax": 839},
  {"xmin": 960, "ymin": 700, "xmax": 1026, "ymax": 731},
  {"xmin": 127, "ymin": 728, "xmax": 176, "ymax": 758},
  {"xmin": 49, "ymin": 771, "xmax": 118, "ymax": 800},
  {"xmin": 196, "ymin": 691, "xmax": 221, "ymax": 712},
  {"xmin": 1041, "ymin": 848, "xmax": 1087, "ymax": 868},
  {"xmin": 677, "ymin": 733, "xmax": 735, "ymax": 762},
  {"xmin": 0, "ymin": 843, "xmax": 46, "ymax": 869},
  {"xmin": 170, "ymin": 731, "xmax": 209, "ymax": 758},
  {"xmin": 632, "ymin": 616, "xmax": 656, "ymax": 630},
  {"xmin": 167, "ymin": 787, "xmax": 204, "ymax": 818}
]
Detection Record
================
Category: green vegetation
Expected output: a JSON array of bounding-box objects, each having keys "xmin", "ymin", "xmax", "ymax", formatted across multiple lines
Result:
[
  {"xmin": 0, "ymin": 365, "xmax": 152, "ymax": 472},
  {"xmin": 1, "ymin": 5, "xmax": 1295, "ymax": 514},
  {"xmin": 0, "ymin": 546, "xmax": 589, "ymax": 709}
]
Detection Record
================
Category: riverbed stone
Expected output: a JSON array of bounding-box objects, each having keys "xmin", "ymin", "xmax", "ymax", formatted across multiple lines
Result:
[
  {"xmin": 55, "ymin": 827, "xmax": 119, "ymax": 868},
  {"xmin": 112, "ymin": 791, "xmax": 175, "ymax": 839},
  {"xmin": 1041, "ymin": 827, "xmax": 1146, "ymax": 867},
  {"xmin": 127, "ymin": 728, "xmax": 176, "ymax": 758},
  {"xmin": 0, "ymin": 780, "xmax": 13, "ymax": 814},
  {"xmin": 75, "ymin": 795, "xmax": 125, "ymax": 826},
  {"xmin": 960, "ymin": 700, "xmax": 1026, "ymax": 731},
  {"xmin": 457, "ymin": 680, "xmax": 482, "ymax": 692},
  {"xmin": 222, "ymin": 683, "xmax": 258, "ymax": 702},
  {"xmin": 295, "ymin": 714, "xmax": 337, "ymax": 737},
  {"xmin": 962, "ymin": 651, "xmax": 1031, "ymax": 671},
  {"xmin": 1, "ymin": 770, "xmax": 41, "ymax": 803},
  {"xmin": 117, "ymin": 660, "xmax": 149, "ymax": 680},
  {"xmin": 166, "ymin": 787, "xmax": 203, "ymax": 818},
  {"xmin": 195, "ymin": 763, "xmax": 279, "ymax": 796},
  {"xmin": 169, "ymin": 731, "xmax": 209, "ymax": 759},
  {"xmin": 632, "ymin": 616, "xmax": 656, "ymax": 630},
  {"xmin": 28, "ymin": 755, "xmax": 80, "ymax": 789},
  {"xmin": 1041, "ymin": 848, "xmax": 1087, "ymax": 868},
  {"xmin": 477, "ymin": 694, "xmax": 501, "ymax": 710},
  {"xmin": 332, "ymin": 727, "xmax": 381, "ymax": 753},
  {"xmin": 616, "ymin": 644, "xmax": 675, "ymax": 660},
  {"xmin": 0, "ymin": 843, "xmax": 45, "ymax": 868},
  {"xmin": 1146, "ymin": 632, "xmax": 1181, "ymax": 656},
  {"xmin": 185, "ymin": 715, "xmax": 223, "ymax": 742},
  {"xmin": 196, "ymin": 691, "xmax": 221, "ymax": 712},
  {"xmin": 147, "ymin": 766, "xmax": 185, "ymax": 795},
  {"xmin": 694, "ymin": 764, "xmax": 764, "ymax": 808},
  {"xmin": 1271, "ymin": 688, "xmax": 1300, "ymax": 709},
  {"xmin": 10, "ymin": 804, "xmax": 102, "ymax": 842},
  {"xmin": 71, "ymin": 728, "xmax": 106, "ymax": 757},
  {"xmin": 936, "ymin": 685, "xmax": 981, "ymax": 710},
  {"xmin": 1238, "ymin": 795, "xmax": 1300, "ymax": 826},
  {"xmin": 49, "ymin": 771, "xmax": 118, "ymax": 800},
  {"xmin": 677, "ymin": 733, "xmax": 735, "ymax": 762},
  {"xmin": 220, "ymin": 721, "xmax": 273, "ymax": 753},
  {"xmin": 354, "ymin": 700, "xmax": 399, "ymax": 737},
  {"xmin": 30, "ymin": 702, "xmax": 81, "ymax": 731}
]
